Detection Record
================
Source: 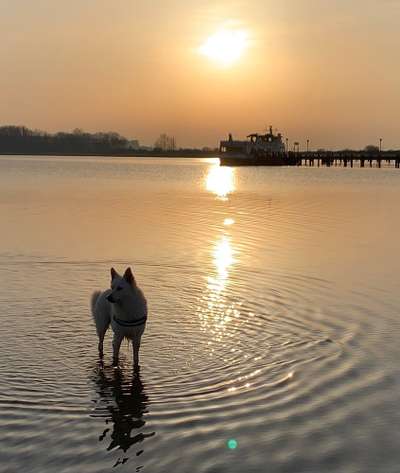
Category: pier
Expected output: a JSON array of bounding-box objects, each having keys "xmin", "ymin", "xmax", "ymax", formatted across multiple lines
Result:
[
  {"xmin": 220, "ymin": 150, "xmax": 400, "ymax": 168},
  {"xmin": 295, "ymin": 151, "xmax": 400, "ymax": 168}
]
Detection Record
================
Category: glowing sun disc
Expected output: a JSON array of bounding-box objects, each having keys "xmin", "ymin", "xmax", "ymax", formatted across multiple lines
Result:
[{"xmin": 199, "ymin": 29, "xmax": 248, "ymax": 66}]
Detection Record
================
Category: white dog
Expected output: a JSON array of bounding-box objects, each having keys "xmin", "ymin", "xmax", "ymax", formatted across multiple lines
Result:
[{"xmin": 91, "ymin": 267, "xmax": 147, "ymax": 370}]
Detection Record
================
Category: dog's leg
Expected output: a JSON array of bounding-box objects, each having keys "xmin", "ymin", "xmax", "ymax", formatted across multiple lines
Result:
[
  {"xmin": 98, "ymin": 331, "xmax": 105, "ymax": 358},
  {"xmin": 112, "ymin": 333, "xmax": 123, "ymax": 367},
  {"xmin": 133, "ymin": 337, "xmax": 141, "ymax": 372}
]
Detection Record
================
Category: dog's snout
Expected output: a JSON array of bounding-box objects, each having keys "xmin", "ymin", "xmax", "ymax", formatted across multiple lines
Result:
[{"xmin": 106, "ymin": 294, "xmax": 115, "ymax": 303}]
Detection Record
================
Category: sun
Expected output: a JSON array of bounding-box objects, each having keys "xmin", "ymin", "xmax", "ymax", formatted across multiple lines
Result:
[{"xmin": 199, "ymin": 28, "xmax": 248, "ymax": 67}]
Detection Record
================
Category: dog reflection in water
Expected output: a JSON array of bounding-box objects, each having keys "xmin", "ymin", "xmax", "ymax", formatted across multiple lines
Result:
[{"xmin": 91, "ymin": 365, "xmax": 155, "ymax": 468}]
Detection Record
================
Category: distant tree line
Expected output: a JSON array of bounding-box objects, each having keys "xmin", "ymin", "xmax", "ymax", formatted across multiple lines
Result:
[
  {"xmin": 0, "ymin": 126, "xmax": 129, "ymax": 154},
  {"xmin": 0, "ymin": 125, "xmax": 217, "ymax": 156}
]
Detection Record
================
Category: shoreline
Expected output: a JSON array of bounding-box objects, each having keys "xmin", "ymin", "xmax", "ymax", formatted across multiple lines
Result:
[{"xmin": 0, "ymin": 151, "xmax": 217, "ymax": 158}]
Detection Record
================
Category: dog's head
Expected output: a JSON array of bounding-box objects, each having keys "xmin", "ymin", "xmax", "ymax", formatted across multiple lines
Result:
[{"xmin": 106, "ymin": 267, "xmax": 136, "ymax": 303}]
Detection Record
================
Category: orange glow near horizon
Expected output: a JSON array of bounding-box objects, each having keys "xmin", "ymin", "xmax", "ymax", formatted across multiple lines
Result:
[{"xmin": 2, "ymin": 2, "xmax": 400, "ymax": 149}]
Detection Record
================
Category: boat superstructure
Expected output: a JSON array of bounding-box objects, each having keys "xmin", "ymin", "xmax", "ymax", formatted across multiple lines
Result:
[{"xmin": 219, "ymin": 126, "xmax": 295, "ymax": 166}]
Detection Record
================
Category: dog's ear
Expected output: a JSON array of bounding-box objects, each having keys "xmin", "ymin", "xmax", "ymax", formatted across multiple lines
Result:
[
  {"xmin": 111, "ymin": 267, "xmax": 118, "ymax": 280},
  {"xmin": 123, "ymin": 267, "xmax": 135, "ymax": 285}
]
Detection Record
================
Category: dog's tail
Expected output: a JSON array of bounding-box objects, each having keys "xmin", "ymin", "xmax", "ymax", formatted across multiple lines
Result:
[
  {"xmin": 90, "ymin": 291, "xmax": 102, "ymax": 319},
  {"xmin": 91, "ymin": 290, "xmax": 111, "ymax": 338}
]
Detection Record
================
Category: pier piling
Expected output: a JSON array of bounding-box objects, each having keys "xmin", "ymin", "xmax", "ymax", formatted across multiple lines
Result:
[{"xmin": 296, "ymin": 151, "xmax": 400, "ymax": 169}]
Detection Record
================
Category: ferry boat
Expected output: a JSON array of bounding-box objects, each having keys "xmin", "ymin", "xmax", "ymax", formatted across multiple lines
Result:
[{"xmin": 219, "ymin": 126, "xmax": 299, "ymax": 166}]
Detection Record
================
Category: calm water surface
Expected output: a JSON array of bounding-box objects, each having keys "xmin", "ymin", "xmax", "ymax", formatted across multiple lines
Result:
[{"xmin": 1, "ymin": 155, "xmax": 400, "ymax": 472}]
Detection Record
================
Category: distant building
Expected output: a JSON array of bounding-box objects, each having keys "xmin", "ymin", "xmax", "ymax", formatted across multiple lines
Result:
[{"xmin": 125, "ymin": 139, "xmax": 140, "ymax": 150}]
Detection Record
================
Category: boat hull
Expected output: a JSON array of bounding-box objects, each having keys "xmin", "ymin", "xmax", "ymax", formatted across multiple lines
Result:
[{"xmin": 219, "ymin": 154, "xmax": 300, "ymax": 167}]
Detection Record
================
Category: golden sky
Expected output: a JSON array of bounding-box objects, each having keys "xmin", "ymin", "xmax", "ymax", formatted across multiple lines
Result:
[{"xmin": 1, "ymin": 0, "xmax": 399, "ymax": 149}]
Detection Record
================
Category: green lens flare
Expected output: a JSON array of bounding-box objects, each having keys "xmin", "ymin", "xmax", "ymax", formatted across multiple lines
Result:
[{"xmin": 227, "ymin": 439, "xmax": 238, "ymax": 450}]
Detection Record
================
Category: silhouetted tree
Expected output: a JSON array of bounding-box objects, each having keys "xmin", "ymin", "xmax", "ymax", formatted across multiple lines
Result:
[
  {"xmin": 154, "ymin": 133, "xmax": 176, "ymax": 151},
  {"xmin": 364, "ymin": 145, "xmax": 379, "ymax": 154}
]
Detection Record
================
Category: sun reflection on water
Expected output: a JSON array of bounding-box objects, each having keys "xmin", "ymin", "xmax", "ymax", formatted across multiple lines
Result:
[
  {"xmin": 197, "ymin": 234, "xmax": 240, "ymax": 351},
  {"xmin": 205, "ymin": 165, "xmax": 235, "ymax": 199},
  {"xmin": 195, "ymin": 221, "xmax": 263, "ymax": 394},
  {"xmin": 213, "ymin": 236, "xmax": 234, "ymax": 282}
]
